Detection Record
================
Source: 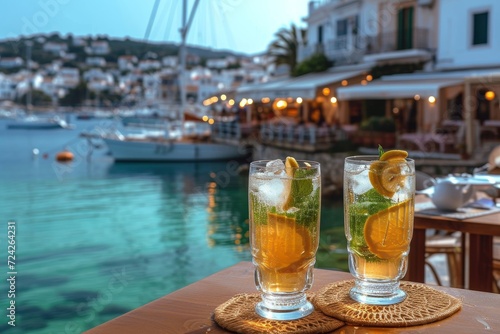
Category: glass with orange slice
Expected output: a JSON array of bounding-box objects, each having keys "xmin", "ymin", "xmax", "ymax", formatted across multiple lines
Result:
[
  {"xmin": 249, "ymin": 157, "xmax": 321, "ymax": 320},
  {"xmin": 344, "ymin": 148, "xmax": 415, "ymax": 305}
]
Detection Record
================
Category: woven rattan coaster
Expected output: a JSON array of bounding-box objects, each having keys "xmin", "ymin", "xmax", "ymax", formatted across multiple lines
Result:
[
  {"xmin": 314, "ymin": 280, "xmax": 462, "ymax": 327},
  {"xmin": 213, "ymin": 293, "xmax": 345, "ymax": 334}
]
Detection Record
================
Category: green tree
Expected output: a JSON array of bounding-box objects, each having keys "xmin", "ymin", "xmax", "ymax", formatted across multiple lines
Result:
[
  {"xmin": 292, "ymin": 53, "xmax": 332, "ymax": 77},
  {"xmin": 99, "ymin": 89, "xmax": 123, "ymax": 106},
  {"xmin": 16, "ymin": 89, "xmax": 52, "ymax": 106},
  {"xmin": 59, "ymin": 81, "xmax": 95, "ymax": 106},
  {"xmin": 267, "ymin": 23, "xmax": 306, "ymax": 75}
]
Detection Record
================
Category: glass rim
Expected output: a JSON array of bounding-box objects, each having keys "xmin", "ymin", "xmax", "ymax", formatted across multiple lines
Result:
[
  {"xmin": 249, "ymin": 160, "xmax": 320, "ymax": 178},
  {"xmin": 250, "ymin": 159, "xmax": 320, "ymax": 169},
  {"xmin": 345, "ymin": 155, "xmax": 414, "ymax": 163}
]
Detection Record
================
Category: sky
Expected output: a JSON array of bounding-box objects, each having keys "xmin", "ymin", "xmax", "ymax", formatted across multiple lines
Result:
[{"xmin": 0, "ymin": 0, "xmax": 311, "ymax": 55}]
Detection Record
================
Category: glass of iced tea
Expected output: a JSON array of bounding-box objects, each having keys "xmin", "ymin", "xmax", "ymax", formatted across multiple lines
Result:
[
  {"xmin": 344, "ymin": 150, "xmax": 415, "ymax": 305},
  {"xmin": 249, "ymin": 157, "xmax": 321, "ymax": 320}
]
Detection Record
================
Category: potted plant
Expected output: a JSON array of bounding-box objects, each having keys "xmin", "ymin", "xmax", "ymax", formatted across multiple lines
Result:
[{"xmin": 358, "ymin": 117, "xmax": 396, "ymax": 148}]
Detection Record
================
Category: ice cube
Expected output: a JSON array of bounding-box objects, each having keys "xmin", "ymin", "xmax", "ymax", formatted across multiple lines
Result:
[
  {"xmin": 258, "ymin": 178, "xmax": 285, "ymax": 207},
  {"xmin": 266, "ymin": 159, "xmax": 285, "ymax": 174},
  {"xmin": 353, "ymin": 179, "xmax": 372, "ymax": 195}
]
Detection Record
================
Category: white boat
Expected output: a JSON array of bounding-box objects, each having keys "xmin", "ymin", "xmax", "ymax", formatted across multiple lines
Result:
[
  {"xmin": 102, "ymin": 121, "xmax": 248, "ymax": 162},
  {"xmin": 102, "ymin": 136, "xmax": 247, "ymax": 162},
  {"xmin": 7, "ymin": 115, "xmax": 71, "ymax": 129},
  {"xmin": 102, "ymin": 0, "xmax": 248, "ymax": 162}
]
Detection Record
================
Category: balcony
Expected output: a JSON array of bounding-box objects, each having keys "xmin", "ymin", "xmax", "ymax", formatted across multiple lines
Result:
[
  {"xmin": 365, "ymin": 28, "xmax": 430, "ymax": 54},
  {"xmin": 299, "ymin": 28, "xmax": 431, "ymax": 66},
  {"xmin": 299, "ymin": 35, "xmax": 368, "ymax": 65}
]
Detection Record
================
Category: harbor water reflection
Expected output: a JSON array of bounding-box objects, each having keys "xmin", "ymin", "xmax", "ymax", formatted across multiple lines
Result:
[{"xmin": 0, "ymin": 116, "xmax": 346, "ymax": 333}]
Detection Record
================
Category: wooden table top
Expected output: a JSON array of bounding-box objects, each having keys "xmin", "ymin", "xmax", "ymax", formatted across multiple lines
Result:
[
  {"xmin": 85, "ymin": 262, "xmax": 500, "ymax": 334},
  {"xmin": 414, "ymin": 195, "xmax": 500, "ymax": 233},
  {"xmin": 414, "ymin": 196, "xmax": 500, "ymax": 235}
]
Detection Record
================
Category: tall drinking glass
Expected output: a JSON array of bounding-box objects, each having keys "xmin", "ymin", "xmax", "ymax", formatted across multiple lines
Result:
[
  {"xmin": 249, "ymin": 158, "xmax": 321, "ymax": 320},
  {"xmin": 344, "ymin": 154, "xmax": 415, "ymax": 305}
]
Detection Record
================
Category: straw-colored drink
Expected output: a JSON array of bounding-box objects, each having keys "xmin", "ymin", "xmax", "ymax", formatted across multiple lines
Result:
[
  {"xmin": 249, "ymin": 157, "xmax": 321, "ymax": 320},
  {"xmin": 344, "ymin": 149, "xmax": 415, "ymax": 305}
]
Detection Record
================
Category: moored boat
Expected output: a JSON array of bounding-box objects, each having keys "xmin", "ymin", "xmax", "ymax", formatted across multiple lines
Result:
[
  {"xmin": 101, "ymin": 121, "xmax": 248, "ymax": 162},
  {"xmin": 102, "ymin": 135, "xmax": 248, "ymax": 162},
  {"xmin": 101, "ymin": 0, "xmax": 248, "ymax": 162},
  {"xmin": 7, "ymin": 115, "xmax": 71, "ymax": 129}
]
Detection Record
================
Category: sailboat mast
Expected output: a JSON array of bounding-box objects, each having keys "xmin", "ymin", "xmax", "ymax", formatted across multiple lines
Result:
[
  {"xmin": 179, "ymin": 1, "xmax": 187, "ymax": 121},
  {"xmin": 178, "ymin": 0, "xmax": 200, "ymax": 121},
  {"xmin": 25, "ymin": 41, "xmax": 33, "ymax": 112}
]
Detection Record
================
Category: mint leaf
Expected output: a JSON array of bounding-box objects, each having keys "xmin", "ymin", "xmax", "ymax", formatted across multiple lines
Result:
[
  {"xmin": 290, "ymin": 168, "xmax": 314, "ymax": 201},
  {"xmin": 295, "ymin": 187, "xmax": 320, "ymax": 230},
  {"xmin": 348, "ymin": 189, "xmax": 392, "ymax": 260},
  {"xmin": 250, "ymin": 192, "xmax": 272, "ymax": 225},
  {"xmin": 378, "ymin": 145, "xmax": 384, "ymax": 159}
]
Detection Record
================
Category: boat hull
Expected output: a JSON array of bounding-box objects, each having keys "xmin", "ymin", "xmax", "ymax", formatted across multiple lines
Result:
[
  {"xmin": 103, "ymin": 138, "xmax": 248, "ymax": 162},
  {"xmin": 7, "ymin": 116, "xmax": 69, "ymax": 129},
  {"xmin": 7, "ymin": 122, "xmax": 65, "ymax": 129}
]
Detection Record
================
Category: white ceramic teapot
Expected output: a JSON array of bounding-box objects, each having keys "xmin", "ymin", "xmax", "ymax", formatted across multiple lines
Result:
[{"xmin": 420, "ymin": 176, "xmax": 475, "ymax": 211}]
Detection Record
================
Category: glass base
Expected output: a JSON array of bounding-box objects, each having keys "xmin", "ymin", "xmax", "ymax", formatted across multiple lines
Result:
[
  {"xmin": 255, "ymin": 292, "xmax": 314, "ymax": 320},
  {"xmin": 349, "ymin": 279, "xmax": 406, "ymax": 305}
]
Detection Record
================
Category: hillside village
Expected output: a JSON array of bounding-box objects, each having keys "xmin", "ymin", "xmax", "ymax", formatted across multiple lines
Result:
[{"xmin": 0, "ymin": 34, "xmax": 275, "ymax": 109}]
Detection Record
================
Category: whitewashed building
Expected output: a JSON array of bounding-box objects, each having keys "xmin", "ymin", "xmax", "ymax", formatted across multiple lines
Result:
[
  {"xmin": 300, "ymin": 0, "xmax": 436, "ymax": 67},
  {"xmin": 162, "ymin": 56, "xmax": 178, "ymax": 68},
  {"xmin": 86, "ymin": 57, "xmax": 107, "ymax": 67},
  {"xmin": 235, "ymin": 0, "xmax": 500, "ymax": 154},
  {"xmin": 86, "ymin": 40, "xmax": 110, "ymax": 55},
  {"xmin": 72, "ymin": 37, "xmax": 87, "ymax": 47},
  {"xmin": 43, "ymin": 42, "xmax": 68, "ymax": 55},
  {"xmin": 138, "ymin": 60, "xmax": 161, "ymax": 71},
  {"xmin": 0, "ymin": 57, "xmax": 24, "ymax": 69},
  {"xmin": 118, "ymin": 55, "xmax": 138, "ymax": 71},
  {"xmin": 83, "ymin": 68, "xmax": 114, "ymax": 93},
  {"xmin": 436, "ymin": 0, "xmax": 500, "ymax": 71},
  {"xmin": 53, "ymin": 67, "xmax": 80, "ymax": 89},
  {"xmin": 334, "ymin": 0, "xmax": 500, "ymax": 149},
  {"xmin": 206, "ymin": 58, "xmax": 229, "ymax": 69},
  {"xmin": 142, "ymin": 74, "xmax": 162, "ymax": 101},
  {"xmin": 0, "ymin": 74, "xmax": 16, "ymax": 100}
]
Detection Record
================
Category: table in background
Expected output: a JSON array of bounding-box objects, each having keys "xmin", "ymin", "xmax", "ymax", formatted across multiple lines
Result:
[
  {"xmin": 408, "ymin": 195, "xmax": 500, "ymax": 292},
  {"xmin": 86, "ymin": 262, "xmax": 500, "ymax": 334}
]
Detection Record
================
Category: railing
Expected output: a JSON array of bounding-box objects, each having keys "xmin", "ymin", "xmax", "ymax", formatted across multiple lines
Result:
[
  {"xmin": 211, "ymin": 121, "xmax": 242, "ymax": 140},
  {"xmin": 308, "ymin": 0, "xmax": 335, "ymax": 14},
  {"xmin": 365, "ymin": 28, "xmax": 430, "ymax": 54},
  {"xmin": 324, "ymin": 35, "xmax": 367, "ymax": 64},
  {"xmin": 259, "ymin": 123, "xmax": 340, "ymax": 150},
  {"xmin": 211, "ymin": 120, "xmax": 351, "ymax": 151},
  {"xmin": 299, "ymin": 28, "xmax": 430, "ymax": 63}
]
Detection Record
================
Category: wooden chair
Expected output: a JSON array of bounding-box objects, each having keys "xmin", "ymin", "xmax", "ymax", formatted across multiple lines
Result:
[
  {"xmin": 493, "ymin": 237, "xmax": 500, "ymax": 293},
  {"xmin": 425, "ymin": 231, "xmax": 463, "ymax": 288}
]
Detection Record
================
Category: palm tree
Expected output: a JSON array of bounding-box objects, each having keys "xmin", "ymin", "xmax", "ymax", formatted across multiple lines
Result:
[{"xmin": 267, "ymin": 23, "xmax": 306, "ymax": 75}]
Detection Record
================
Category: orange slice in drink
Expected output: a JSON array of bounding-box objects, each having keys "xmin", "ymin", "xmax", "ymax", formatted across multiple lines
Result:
[
  {"xmin": 283, "ymin": 156, "xmax": 298, "ymax": 210},
  {"xmin": 254, "ymin": 212, "xmax": 311, "ymax": 270},
  {"xmin": 364, "ymin": 199, "xmax": 413, "ymax": 259},
  {"xmin": 369, "ymin": 149, "xmax": 408, "ymax": 197},
  {"xmin": 380, "ymin": 149, "xmax": 408, "ymax": 161},
  {"xmin": 285, "ymin": 156, "xmax": 299, "ymax": 177}
]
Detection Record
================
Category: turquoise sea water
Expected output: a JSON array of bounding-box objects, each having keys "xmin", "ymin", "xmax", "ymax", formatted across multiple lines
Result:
[{"xmin": 0, "ymin": 116, "xmax": 347, "ymax": 333}]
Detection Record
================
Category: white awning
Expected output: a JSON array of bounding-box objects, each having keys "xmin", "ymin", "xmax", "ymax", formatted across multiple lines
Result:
[
  {"xmin": 236, "ymin": 70, "xmax": 365, "ymax": 101},
  {"xmin": 337, "ymin": 78, "xmax": 464, "ymax": 100}
]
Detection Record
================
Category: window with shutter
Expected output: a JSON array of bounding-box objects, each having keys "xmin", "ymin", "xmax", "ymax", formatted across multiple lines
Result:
[{"xmin": 472, "ymin": 12, "xmax": 488, "ymax": 45}]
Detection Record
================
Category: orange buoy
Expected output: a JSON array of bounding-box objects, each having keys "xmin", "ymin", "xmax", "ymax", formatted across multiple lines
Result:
[{"xmin": 56, "ymin": 150, "xmax": 74, "ymax": 162}]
